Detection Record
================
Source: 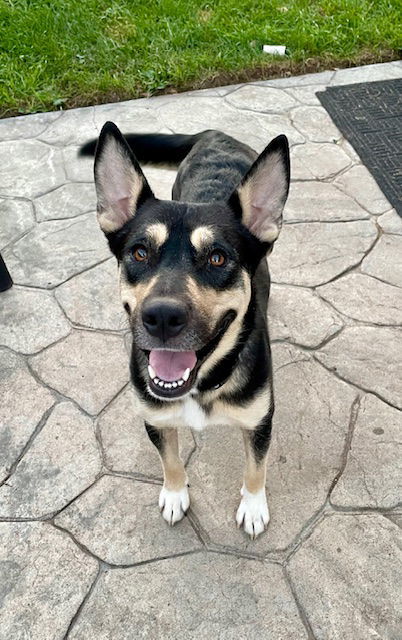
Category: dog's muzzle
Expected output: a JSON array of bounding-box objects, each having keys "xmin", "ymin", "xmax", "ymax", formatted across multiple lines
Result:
[{"xmin": 145, "ymin": 310, "xmax": 237, "ymax": 400}]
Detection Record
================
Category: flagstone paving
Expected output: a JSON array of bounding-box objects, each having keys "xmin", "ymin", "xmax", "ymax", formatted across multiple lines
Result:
[{"xmin": 0, "ymin": 62, "xmax": 401, "ymax": 639}]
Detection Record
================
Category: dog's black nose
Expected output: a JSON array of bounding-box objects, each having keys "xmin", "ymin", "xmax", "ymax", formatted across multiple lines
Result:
[{"xmin": 142, "ymin": 298, "xmax": 188, "ymax": 341}]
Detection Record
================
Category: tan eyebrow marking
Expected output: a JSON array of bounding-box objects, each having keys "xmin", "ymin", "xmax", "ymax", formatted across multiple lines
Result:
[
  {"xmin": 146, "ymin": 223, "xmax": 168, "ymax": 248},
  {"xmin": 190, "ymin": 226, "xmax": 215, "ymax": 251}
]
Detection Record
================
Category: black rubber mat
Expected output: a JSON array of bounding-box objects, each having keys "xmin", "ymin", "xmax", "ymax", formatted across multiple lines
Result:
[{"xmin": 317, "ymin": 78, "xmax": 402, "ymax": 217}]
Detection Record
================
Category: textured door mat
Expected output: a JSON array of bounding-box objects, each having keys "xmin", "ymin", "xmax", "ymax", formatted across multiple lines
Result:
[{"xmin": 317, "ymin": 78, "xmax": 402, "ymax": 217}]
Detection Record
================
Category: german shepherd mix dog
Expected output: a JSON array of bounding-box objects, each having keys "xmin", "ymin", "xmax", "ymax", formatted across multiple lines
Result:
[{"xmin": 80, "ymin": 124, "xmax": 290, "ymax": 538}]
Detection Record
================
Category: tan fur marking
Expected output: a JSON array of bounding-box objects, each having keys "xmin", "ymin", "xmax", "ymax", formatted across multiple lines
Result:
[
  {"xmin": 119, "ymin": 269, "xmax": 158, "ymax": 314},
  {"xmin": 146, "ymin": 223, "xmax": 168, "ymax": 249},
  {"xmin": 211, "ymin": 384, "xmax": 272, "ymax": 430},
  {"xmin": 186, "ymin": 270, "xmax": 251, "ymax": 380},
  {"xmin": 159, "ymin": 428, "xmax": 187, "ymax": 491},
  {"xmin": 242, "ymin": 431, "xmax": 267, "ymax": 493},
  {"xmin": 190, "ymin": 226, "xmax": 215, "ymax": 251},
  {"xmin": 140, "ymin": 381, "xmax": 271, "ymax": 434}
]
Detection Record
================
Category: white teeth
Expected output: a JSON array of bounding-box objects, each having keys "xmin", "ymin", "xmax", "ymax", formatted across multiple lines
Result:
[
  {"xmin": 148, "ymin": 366, "xmax": 190, "ymax": 389},
  {"xmin": 148, "ymin": 365, "xmax": 156, "ymax": 379}
]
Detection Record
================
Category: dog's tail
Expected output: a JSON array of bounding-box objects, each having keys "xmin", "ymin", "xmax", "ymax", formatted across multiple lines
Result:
[{"xmin": 79, "ymin": 131, "xmax": 203, "ymax": 166}]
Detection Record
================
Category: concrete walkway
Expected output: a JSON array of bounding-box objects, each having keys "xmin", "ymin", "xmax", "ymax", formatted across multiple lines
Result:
[{"xmin": 1, "ymin": 61, "xmax": 401, "ymax": 639}]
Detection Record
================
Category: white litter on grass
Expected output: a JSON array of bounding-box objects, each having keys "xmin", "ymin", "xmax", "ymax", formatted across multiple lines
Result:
[{"xmin": 263, "ymin": 45, "xmax": 287, "ymax": 56}]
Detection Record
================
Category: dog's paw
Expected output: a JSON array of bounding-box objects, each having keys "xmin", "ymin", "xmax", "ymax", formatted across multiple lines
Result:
[
  {"xmin": 236, "ymin": 485, "xmax": 270, "ymax": 539},
  {"xmin": 159, "ymin": 485, "xmax": 190, "ymax": 525}
]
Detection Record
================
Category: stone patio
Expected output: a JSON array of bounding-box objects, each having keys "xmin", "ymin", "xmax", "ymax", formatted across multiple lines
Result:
[{"xmin": 1, "ymin": 61, "xmax": 401, "ymax": 639}]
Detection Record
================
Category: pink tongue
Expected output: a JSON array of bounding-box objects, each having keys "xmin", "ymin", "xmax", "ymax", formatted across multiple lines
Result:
[{"xmin": 149, "ymin": 350, "xmax": 197, "ymax": 382}]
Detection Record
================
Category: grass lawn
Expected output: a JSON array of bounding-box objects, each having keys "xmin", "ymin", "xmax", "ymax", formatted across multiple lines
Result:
[{"xmin": 0, "ymin": 0, "xmax": 400, "ymax": 116}]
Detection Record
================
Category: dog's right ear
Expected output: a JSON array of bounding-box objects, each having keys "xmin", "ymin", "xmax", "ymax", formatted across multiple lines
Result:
[{"xmin": 94, "ymin": 121, "xmax": 154, "ymax": 234}]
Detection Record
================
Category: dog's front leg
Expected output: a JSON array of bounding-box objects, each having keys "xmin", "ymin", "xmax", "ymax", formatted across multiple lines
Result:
[
  {"xmin": 236, "ymin": 415, "xmax": 272, "ymax": 539},
  {"xmin": 145, "ymin": 424, "xmax": 190, "ymax": 525}
]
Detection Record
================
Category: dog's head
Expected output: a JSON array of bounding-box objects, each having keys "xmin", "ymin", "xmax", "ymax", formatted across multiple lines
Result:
[{"xmin": 94, "ymin": 122, "xmax": 289, "ymax": 400}]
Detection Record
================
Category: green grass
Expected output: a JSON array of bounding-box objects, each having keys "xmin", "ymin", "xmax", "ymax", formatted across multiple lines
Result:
[{"xmin": 0, "ymin": 0, "xmax": 400, "ymax": 116}]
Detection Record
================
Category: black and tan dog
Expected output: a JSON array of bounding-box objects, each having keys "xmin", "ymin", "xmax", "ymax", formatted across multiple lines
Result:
[{"xmin": 80, "ymin": 124, "xmax": 290, "ymax": 538}]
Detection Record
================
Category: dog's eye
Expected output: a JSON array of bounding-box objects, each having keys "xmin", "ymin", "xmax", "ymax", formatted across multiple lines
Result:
[
  {"xmin": 132, "ymin": 245, "xmax": 148, "ymax": 262},
  {"xmin": 209, "ymin": 251, "xmax": 226, "ymax": 267}
]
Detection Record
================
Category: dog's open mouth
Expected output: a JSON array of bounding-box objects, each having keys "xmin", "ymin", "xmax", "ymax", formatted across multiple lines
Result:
[
  {"xmin": 144, "ymin": 310, "xmax": 237, "ymax": 400},
  {"xmin": 147, "ymin": 350, "xmax": 198, "ymax": 398}
]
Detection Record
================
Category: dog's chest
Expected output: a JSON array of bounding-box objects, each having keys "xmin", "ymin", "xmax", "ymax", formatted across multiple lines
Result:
[
  {"xmin": 145, "ymin": 395, "xmax": 231, "ymax": 431},
  {"xmin": 181, "ymin": 397, "xmax": 209, "ymax": 431}
]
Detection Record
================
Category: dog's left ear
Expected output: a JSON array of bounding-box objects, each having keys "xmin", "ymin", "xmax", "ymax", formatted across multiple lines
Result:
[
  {"xmin": 94, "ymin": 121, "xmax": 154, "ymax": 234},
  {"xmin": 233, "ymin": 134, "xmax": 290, "ymax": 244}
]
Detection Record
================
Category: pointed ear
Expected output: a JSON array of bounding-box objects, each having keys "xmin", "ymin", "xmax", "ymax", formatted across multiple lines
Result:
[
  {"xmin": 94, "ymin": 121, "xmax": 154, "ymax": 234},
  {"xmin": 235, "ymin": 135, "xmax": 290, "ymax": 244}
]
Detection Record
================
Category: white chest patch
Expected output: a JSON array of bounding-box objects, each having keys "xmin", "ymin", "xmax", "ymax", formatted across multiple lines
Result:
[
  {"xmin": 143, "ymin": 391, "xmax": 258, "ymax": 431},
  {"xmin": 144, "ymin": 395, "xmax": 211, "ymax": 431},
  {"xmin": 181, "ymin": 397, "xmax": 208, "ymax": 431}
]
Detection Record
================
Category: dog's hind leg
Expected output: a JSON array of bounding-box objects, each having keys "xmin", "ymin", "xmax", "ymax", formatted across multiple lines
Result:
[
  {"xmin": 236, "ymin": 413, "xmax": 273, "ymax": 539},
  {"xmin": 145, "ymin": 424, "xmax": 190, "ymax": 525}
]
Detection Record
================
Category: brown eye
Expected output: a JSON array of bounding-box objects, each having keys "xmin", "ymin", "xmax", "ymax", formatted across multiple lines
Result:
[
  {"xmin": 133, "ymin": 245, "xmax": 148, "ymax": 262},
  {"xmin": 209, "ymin": 251, "xmax": 226, "ymax": 267}
]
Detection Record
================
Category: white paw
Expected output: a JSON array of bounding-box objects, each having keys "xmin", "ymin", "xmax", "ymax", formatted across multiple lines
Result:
[
  {"xmin": 159, "ymin": 485, "xmax": 190, "ymax": 525},
  {"xmin": 236, "ymin": 485, "xmax": 270, "ymax": 539}
]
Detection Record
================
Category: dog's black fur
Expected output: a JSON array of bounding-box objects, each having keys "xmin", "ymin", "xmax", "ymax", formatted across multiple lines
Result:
[{"xmin": 80, "ymin": 124, "xmax": 290, "ymax": 538}]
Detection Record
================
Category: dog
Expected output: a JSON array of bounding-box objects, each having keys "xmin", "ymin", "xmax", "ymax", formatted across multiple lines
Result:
[{"xmin": 80, "ymin": 124, "xmax": 290, "ymax": 538}]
